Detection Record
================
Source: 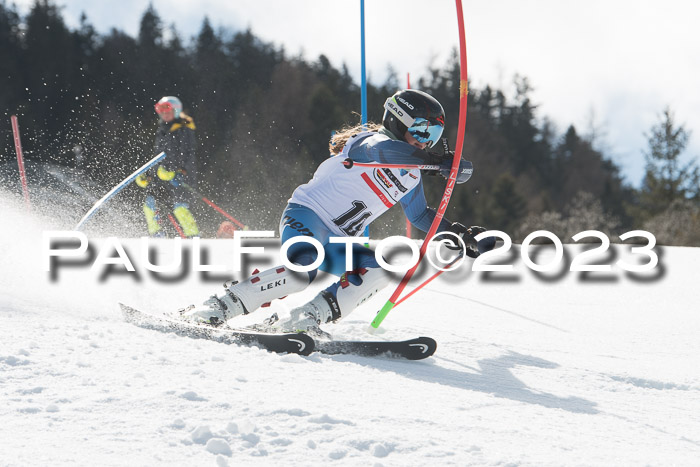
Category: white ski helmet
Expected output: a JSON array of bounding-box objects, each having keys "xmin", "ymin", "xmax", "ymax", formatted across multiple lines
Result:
[{"xmin": 155, "ymin": 96, "xmax": 183, "ymax": 119}]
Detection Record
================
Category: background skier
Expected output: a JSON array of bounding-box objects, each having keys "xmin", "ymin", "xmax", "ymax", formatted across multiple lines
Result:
[
  {"xmin": 184, "ymin": 89, "xmax": 495, "ymax": 331},
  {"xmin": 135, "ymin": 96, "xmax": 200, "ymax": 237}
]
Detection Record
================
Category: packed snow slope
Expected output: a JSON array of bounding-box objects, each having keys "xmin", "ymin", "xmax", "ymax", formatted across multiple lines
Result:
[{"xmin": 1, "ymin": 198, "xmax": 699, "ymax": 466}]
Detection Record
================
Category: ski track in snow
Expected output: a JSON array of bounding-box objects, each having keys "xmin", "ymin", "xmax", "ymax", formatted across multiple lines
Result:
[{"xmin": 1, "ymin": 198, "xmax": 700, "ymax": 466}]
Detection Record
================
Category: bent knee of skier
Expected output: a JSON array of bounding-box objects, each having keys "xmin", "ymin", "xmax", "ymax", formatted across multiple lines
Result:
[
  {"xmin": 318, "ymin": 242, "xmax": 379, "ymax": 277},
  {"xmin": 283, "ymin": 241, "xmax": 321, "ymax": 283}
]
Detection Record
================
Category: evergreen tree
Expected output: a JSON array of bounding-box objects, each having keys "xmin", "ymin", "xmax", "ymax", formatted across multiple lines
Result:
[
  {"xmin": 0, "ymin": 1, "xmax": 653, "ymax": 240},
  {"xmin": 138, "ymin": 3, "xmax": 162, "ymax": 48},
  {"xmin": 0, "ymin": 1, "xmax": 23, "ymax": 106},
  {"xmin": 23, "ymin": 0, "xmax": 80, "ymax": 161},
  {"xmin": 499, "ymin": 75, "xmax": 541, "ymax": 172},
  {"xmin": 193, "ymin": 17, "xmax": 234, "ymax": 171},
  {"xmin": 484, "ymin": 173, "xmax": 527, "ymax": 234},
  {"xmin": 0, "ymin": 1, "xmax": 23, "ymax": 163},
  {"xmin": 640, "ymin": 107, "xmax": 699, "ymax": 217},
  {"xmin": 473, "ymin": 85, "xmax": 497, "ymax": 128}
]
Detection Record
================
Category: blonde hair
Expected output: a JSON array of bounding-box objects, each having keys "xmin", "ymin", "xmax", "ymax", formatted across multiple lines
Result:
[{"xmin": 329, "ymin": 122, "xmax": 383, "ymax": 155}]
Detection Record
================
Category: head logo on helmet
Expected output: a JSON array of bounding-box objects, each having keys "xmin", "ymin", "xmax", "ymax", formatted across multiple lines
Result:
[
  {"xmin": 396, "ymin": 96, "xmax": 415, "ymax": 110},
  {"xmin": 155, "ymin": 96, "xmax": 183, "ymax": 119},
  {"xmin": 382, "ymin": 89, "xmax": 445, "ymax": 148}
]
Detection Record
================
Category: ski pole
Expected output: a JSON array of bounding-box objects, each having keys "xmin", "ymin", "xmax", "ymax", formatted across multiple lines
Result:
[
  {"xmin": 180, "ymin": 182, "xmax": 247, "ymax": 230},
  {"xmin": 342, "ymin": 158, "xmax": 441, "ymax": 171},
  {"xmin": 405, "ymin": 73, "xmax": 412, "ymax": 238}
]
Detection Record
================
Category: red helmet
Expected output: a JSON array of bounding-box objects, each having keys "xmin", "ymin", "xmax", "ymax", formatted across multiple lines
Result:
[{"xmin": 155, "ymin": 96, "xmax": 183, "ymax": 119}]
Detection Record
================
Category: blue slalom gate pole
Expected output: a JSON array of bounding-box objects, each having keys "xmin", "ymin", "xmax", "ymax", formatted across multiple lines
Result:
[
  {"xmin": 360, "ymin": 0, "xmax": 370, "ymax": 240},
  {"xmin": 74, "ymin": 152, "xmax": 166, "ymax": 230},
  {"xmin": 360, "ymin": 0, "xmax": 368, "ymax": 127}
]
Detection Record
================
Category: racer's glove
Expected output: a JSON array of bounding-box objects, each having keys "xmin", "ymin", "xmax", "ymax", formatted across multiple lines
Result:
[
  {"xmin": 157, "ymin": 165, "xmax": 187, "ymax": 186},
  {"xmin": 425, "ymin": 139, "xmax": 473, "ymax": 184},
  {"xmin": 157, "ymin": 165, "xmax": 176, "ymax": 181},
  {"xmin": 135, "ymin": 173, "xmax": 153, "ymax": 188},
  {"xmin": 437, "ymin": 157, "xmax": 473, "ymax": 184},
  {"xmin": 438, "ymin": 223, "xmax": 496, "ymax": 258}
]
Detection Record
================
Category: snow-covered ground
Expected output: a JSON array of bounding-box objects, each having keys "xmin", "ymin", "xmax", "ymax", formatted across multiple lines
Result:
[{"xmin": 1, "ymin": 197, "xmax": 699, "ymax": 466}]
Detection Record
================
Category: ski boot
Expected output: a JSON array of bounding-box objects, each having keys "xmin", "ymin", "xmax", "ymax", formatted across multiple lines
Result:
[
  {"xmin": 274, "ymin": 267, "xmax": 390, "ymax": 338},
  {"xmin": 274, "ymin": 291, "xmax": 337, "ymax": 339},
  {"xmin": 182, "ymin": 281, "xmax": 248, "ymax": 327}
]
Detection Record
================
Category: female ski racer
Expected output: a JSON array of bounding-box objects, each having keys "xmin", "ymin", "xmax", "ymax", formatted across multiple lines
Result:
[
  {"xmin": 184, "ymin": 89, "xmax": 494, "ymax": 332},
  {"xmin": 135, "ymin": 96, "xmax": 200, "ymax": 237}
]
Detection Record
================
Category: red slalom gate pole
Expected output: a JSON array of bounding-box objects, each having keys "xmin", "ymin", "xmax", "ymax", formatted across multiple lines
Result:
[
  {"xmin": 180, "ymin": 182, "xmax": 247, "ymax": 230},
  {"xmin": 10, "ymin": 116, "xmax": 31, "ymax": 209},
  {"xmin": 200, "ymin": 197, "xmax": 246, "ymax": 230},
  {"xmin": 370, "ymin": 0, "xmax": 468, "ymax": 329},
  {"xmin": 167, "ymin": 214, "xmax": 187, "ymax": 239},
  {"xmin": 394, "ymin": 253, "xmax": 464, "ymax": 307}
]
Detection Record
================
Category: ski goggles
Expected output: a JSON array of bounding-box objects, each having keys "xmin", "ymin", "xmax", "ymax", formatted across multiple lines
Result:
[
  {"xmin": 384, "ymin": 97, "xmax": 444, "ymax": 147},
  {"xmin": 407, "ymin": 117, "xmax": 444, "ymax": 147},
  {"xmin": 155, "ymin": 101, "xmax": 174, "ymax": 114}
]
